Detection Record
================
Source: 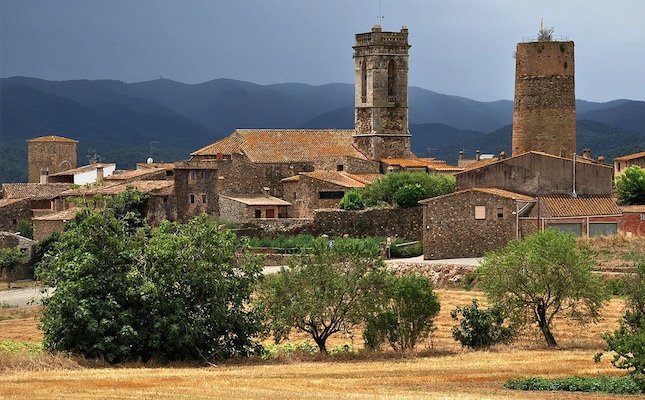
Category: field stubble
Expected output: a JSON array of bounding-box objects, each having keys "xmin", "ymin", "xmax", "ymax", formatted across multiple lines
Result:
[{"xmin": 0, "ymin": 289, "xmax": 630, "ymax": 399}]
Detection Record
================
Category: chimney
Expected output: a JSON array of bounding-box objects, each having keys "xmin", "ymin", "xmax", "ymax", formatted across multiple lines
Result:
[
  {"xmin": 583, "ymin": 148, "xmax": 591, "ymax": 159},
  {"xmin": 500, "ymin": 151, "xmax": 507, "ymax": 160},
  {"xmin": 216, "ymin": 152, "xmax": 223, "ymax": 160},
  {"xmin": 459, "ymin": 150, "xmax": 464, "ymax": 160},
  {"xmin": 40, "ymin": 168, "xmax": 49, "ymax": 184},
  {"xmin": 96, "ymin": 166, "xmax": 104, "ymax": 181},
  {"xmin": 598, "ymin": 155, "xmax": 605, "ymax": 163},
  {"xmin": 262, "ymin": 187, "xmax": 270, "ymax": 197},
  {"xmin": 475, "ymin": 150, "xmax": 481, "ymax": 161}
]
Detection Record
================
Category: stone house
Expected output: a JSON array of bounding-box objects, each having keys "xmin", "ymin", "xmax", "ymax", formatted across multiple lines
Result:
[
  {"xmin": 614, "ymin": 151, "xmax": 645, "ymax": 176},
  {"xmin": 0, "ymin": 183, "xmax": 71, "ymax": 231},
  {"xmin": 27, "ymin": 136, "xmax": 77, "ymax": 183},
  {"xmin": 282, "ymin": 171, "xmax": 382, "ymax": 219},
  {"xmin": 456, "ymin": 151, "xmax": 613, "ymax": 197},
  {"xmin": 32, "ymin": 209, "xmax": 79, "ymax": 241},
  {"xmin": 0, "ymin": 232, "xmax": 36, "ymax": 281},
  {"xmin": 420, "ymin": 188, "xmax": 536, "ymax": 260},
  {"xmin": 219, "ymin": 194, "xmax": 291, "ymax": 223}
]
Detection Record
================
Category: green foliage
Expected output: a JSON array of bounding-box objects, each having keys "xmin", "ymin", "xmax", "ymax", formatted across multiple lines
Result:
[
  {"xmin": 360, "ymin": 171, "xmax": 456, "ymax": 207},
  {"xmin": 339, "ymin": 188, "xmax": 365, "ymax": 210},
  {"xmin": 450, "ymin": 299, "xmax": 515, "ymax": 349},
  {"xmin": 0, "ymin": 340, "xmax": 43, "ymax": 353},
  {"xmin": 604, "ymin": 278, "xmax": 627, "ymax": 297},
  {"xmin": 16, "ymin": 219, "xmax": 33, "ymax": 239},
  {"xmin": 260, "ymin": 341, "xmax": 318, "ymax": 359},
  {"xmin": 38, "ymin": 193, "xmax": 263, "ymax": 363},
  {"xmin": 257, "ymin": 240, "xmax": 386, "ymax": 354},
  {"xmin": 363, "ymin": 272, "xmax": 440, "ymax": 353},
  {"xmin": 477, "ymin": 230, "xmax": 608, "ymax": 346},
  {"xmin": 389, "ymin": 241, "xmax": 424, "ymax": 258},
  {"xmin": 597, "ymin": 262, "xmax": 645, "ymax": 378},
  {"xmin": 537, "ymin": 27, "xmax": 554, "ymax": 42},
  {"xmin": 616, "ymin": 165, "xmax": 645, "ymax": 205},
  {"xmin": 392, "ymin": 183, "xmax": 426, "ymax": 208},
  {"xmin": 0, "ymin": 247, "xmax": 26, "ymax": 288},
  {"xmin": 504, "ymin": 375, "xmax": 643, "ymax": 395}
]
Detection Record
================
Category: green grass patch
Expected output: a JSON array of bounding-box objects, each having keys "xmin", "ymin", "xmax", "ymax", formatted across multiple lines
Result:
[
  {"xmin": 504, "ymin": 375, "xmax": 643, "ymax": 395},
  {"xmin": 0, "ymin": 340, "xmax": 43, "ymax": 353}
]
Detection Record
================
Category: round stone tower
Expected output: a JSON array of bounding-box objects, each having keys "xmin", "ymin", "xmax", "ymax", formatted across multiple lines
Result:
[
  {"xmin": 512, "ymin": 39, "xmax": 576, "ymax": 158},
  {"xmin": 27, "ymin": 135, "xmax": 78, "ymax": 183},
  {"xmin": 353, "ymin": 25, "xmax": 411, "ymax": 160}
]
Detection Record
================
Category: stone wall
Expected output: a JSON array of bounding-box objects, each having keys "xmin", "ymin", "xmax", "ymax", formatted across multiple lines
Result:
[
  {"xmin": 27, "ymin": 138, "xmax": 78, "ymax": 183},
  {"xmin": 0, "ymin": 199, "xmax": 31, "ymax": 232},
  {"xmin": 310, "ymin": 207, "xmax": 422, "ymax": 241},
  {"xmin": 314, "ymin": 156, "xmax": 380, "ymax": 174},
  {"xmin": 386, "ymin": 261, "xmax": 476, "ymax": 288},
  {"xmin": 173, "ymin": 160, "xmax": 220, "ymax": 223}
]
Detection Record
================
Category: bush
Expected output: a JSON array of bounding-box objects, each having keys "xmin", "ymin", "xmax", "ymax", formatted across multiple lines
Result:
[
  {"xmin": 504, "ymin": 375, "xmax": 643, "ymax": 395},
  {"xmin": 389, "ymin": 241, "xmax": 423, "ymax": 258},
  {"xmin": 361, "ymin": 171, "xmax": 455, "ymax": 207},
  {"xmin": 339, "ymin": 189, "xmax": 365, "ymax": 210},
  {"xmin": 364, "ymin": 272, "xmax": 440, "ymax": 353},
  {"xmin": 450, "ymin": 299, "xmax": 515, "ymax": 349},
  {"xmin": 393, "ymin": 183, "xmax": 426, "ymax": 208}
]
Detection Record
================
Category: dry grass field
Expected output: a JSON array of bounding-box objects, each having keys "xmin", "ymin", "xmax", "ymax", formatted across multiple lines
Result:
[{"xmin": 0, "ymin": 289, "xmax": 632, "ymax": 399}]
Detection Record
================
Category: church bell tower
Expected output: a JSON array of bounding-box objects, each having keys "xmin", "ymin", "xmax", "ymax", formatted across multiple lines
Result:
[{"xmin": 353, "ymin": 25, "xmax": 411, "ymax": 160}]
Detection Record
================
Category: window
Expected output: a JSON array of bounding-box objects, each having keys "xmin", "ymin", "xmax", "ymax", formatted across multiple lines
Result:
[
  {"xmin": 189, "ymin": 170, "xmax": 197, "ymax": 181},
  {"xmin": 361, "ymin": 61, "xmax": 367, "ymax": 103},
  {"xmin": 387, "ymin": 59, "xmax": 396, "ymax": 100},
  {"xmin": 255, "ymin": 209, "xmax": 262, "ymax": 218},
  {"xmin": 319, "ymin": 191, "xmax": 345, "ymax": 199},
  {"xmin": 474, "ymin": 206, "xmax": 486, "ymax": 220},
  {"xmin": 202, "ymin": 194, "xmax": 207, "ymax": 203},
  {"xmin": 337, "ymin": 164, "xmax": 344, "ymax": 171},
  {"xmin": 641, "ymin": 213, "xmax": 645, "ymax": 221},
  {"xmin": 589, "ymin": 223, "xmax": 618, "ymax": 237},
  {"xmin": 266, "ymin": 208, "xmax": 275, "ymax": 218},
  {"xmin": 190, "ymin": 194, "xmax": 195, "ymax": 204},
  {"xmin": 496, "ymin": 207, "xmax": 504, "ymax": 219}
]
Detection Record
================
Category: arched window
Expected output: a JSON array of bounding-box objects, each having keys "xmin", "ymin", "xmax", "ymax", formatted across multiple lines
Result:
[
  {"xmin": 387, "ymin": 59, "xmax": 396, "ymax": 101},
  {"xmin": 361, "ymin": 61, "xmax": 367, "ymax": 103}
]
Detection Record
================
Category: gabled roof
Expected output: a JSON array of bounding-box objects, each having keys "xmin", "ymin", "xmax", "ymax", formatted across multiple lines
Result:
[
  {"xmin": 59, "ymin": 181, "xmax": 173, "ymax": 197},
  {"xmin": 380, "ymin": 158, "xmax": 464, "ymax": 172},
  {"xmin": 192, "ymin": 129, "xmax": 364, "ymax": 163},
  {"xmin": 534, "ymin": 195, "xmax": 621, "ymax": 218},
  {"xmin": 300, "ymin": 171, "xmax": 382, "ymax": 188},
  {"xmin": 2, "ymin": 183, "xmax": 72, "ymax": 199},
  {"xmin": 0, "ymin": 198, "xmax": 28, "ymax": 208},
  {"xmin": 419, "ymin": 188, "xmax": 535, "ymax": 204},
  {"xmin": 220, "ymin": 195, "xmax": 291, "ymax": 206},
  {"xmin": 27, "ymin": 135, "xmax": 78, "ymax": 143},
  {"xmin": 32, "ymin": 209, "xmax": 80, "ymax": 222},
  {"xmin": 614, "ymin": 151, "xmax": 645, "ymax": 161},
  {"xmin": 49, "ymin": 163, "xmax": 115, "ymax": 177},
  {"xmin": 456, "ymin": 151, "xmax": 613, "ymax": 175},
  {"xmin": 105, "ymin": 167, "xmax": 167, "ymax": 182}
]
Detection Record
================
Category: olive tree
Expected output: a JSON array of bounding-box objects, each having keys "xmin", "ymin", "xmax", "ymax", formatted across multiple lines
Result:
[
  {"xmin": 477, "ymin": 229, "xmax": 608, "ymax": 347},
  {"xmin": 258, "ymin": 239, "xmax": 385, "ymax": 354}
]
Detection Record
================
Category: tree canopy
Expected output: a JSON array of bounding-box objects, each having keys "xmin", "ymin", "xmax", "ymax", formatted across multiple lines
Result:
[
  {"xmin": 0, "ymin": 246, "xmax": 26, "ymax": 288},
  {"xmin": 477, "ymin": 229, "xmax": 608, "ymax": 346},
  {"xmin": 616, "ymin": 165, "xmax": 645, "ymax": 205}
]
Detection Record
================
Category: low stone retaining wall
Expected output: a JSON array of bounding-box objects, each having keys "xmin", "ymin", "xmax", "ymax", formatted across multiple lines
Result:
[{"xmin": 386, "ymin": 261, "xmax": 476, "ymax": 288}]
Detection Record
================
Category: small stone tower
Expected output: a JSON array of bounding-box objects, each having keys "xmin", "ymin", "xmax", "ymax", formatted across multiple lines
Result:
[
  {"xmin": 512, "ymin": 39, "xmax": 576, "ymax": 158},
  {"xmin": 27, "ymin": 136, "xmax": 78, "ymax": 183},
  {"xmin": 353, "ymin": 25, "xmax": 411, "ymax": 160}
]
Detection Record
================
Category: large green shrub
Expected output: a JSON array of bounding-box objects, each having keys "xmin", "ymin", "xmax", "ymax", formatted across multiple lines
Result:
[
  {"xmin": 616, "ymin": 165, "xmax": 645, "ymax": 205},
  {"xmin": 339, "ymin": 188, "xmax": 365, "ymax": 210},
  {"xmin": 361, "ymin": 171, "xmax": 455, "ymax": 207},
  {"xmin": 450, "ymin": 299, "xmax": 515, "ymax": 349},
  {"xmin": 364, "ymin": 272, "xmax": 440, "ymax": 353},
  {"xmin": 392, "ymin": 183, "xmax": 426, "ymax": 208}
]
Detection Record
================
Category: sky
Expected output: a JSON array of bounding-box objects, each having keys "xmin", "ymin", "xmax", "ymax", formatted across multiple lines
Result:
[{"xmin": 1, "ymin": 0, "xmax": 644, "ymax": 102}]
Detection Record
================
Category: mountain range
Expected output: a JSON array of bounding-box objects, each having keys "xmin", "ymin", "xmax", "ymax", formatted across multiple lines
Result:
[{"xmin": 1, "ymin": 76, "xmax": 645, "ymax": 184}]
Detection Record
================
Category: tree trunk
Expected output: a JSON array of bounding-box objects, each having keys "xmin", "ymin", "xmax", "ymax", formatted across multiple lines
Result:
[
  {"xmin": 536, "ymin": 303, "xmax": 557, "ymax": 347},
  {"xmin": 314, "ymin": 336, "xmax": 328, "ymax": 355}
]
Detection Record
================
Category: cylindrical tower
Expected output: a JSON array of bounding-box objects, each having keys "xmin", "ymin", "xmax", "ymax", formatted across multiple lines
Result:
[
  {"xmin": 27, "ymin": 135, "xmax": 78, "ymax": 183},
  {"xmin": 353, "ymin": 25, "xmax": 411, "ymax": 160},
  {"xmin": 512, "ymin": 40, "xmax": 576, "ymax": 158}
]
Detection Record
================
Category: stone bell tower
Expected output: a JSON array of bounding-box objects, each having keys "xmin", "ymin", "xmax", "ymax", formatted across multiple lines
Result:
[{"xmin": 353, "ymin": 25, "xmax": 411, "ymax": 161}]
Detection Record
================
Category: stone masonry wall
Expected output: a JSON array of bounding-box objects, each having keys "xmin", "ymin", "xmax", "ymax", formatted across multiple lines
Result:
[{"xmin": 310, "ymin": 207, "xmax": 422, "ymax": 241}]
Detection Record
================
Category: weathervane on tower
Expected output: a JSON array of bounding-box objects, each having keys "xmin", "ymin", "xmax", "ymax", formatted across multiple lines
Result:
[{"xmin": 377, "ymin": 0, "xmax": 384, "ymax": 26}]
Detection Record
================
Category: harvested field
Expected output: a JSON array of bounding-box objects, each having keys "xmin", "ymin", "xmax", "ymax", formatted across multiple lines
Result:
[{"xmin": 0, "ymin": 289, "xmax": 631, "ymax": 399}]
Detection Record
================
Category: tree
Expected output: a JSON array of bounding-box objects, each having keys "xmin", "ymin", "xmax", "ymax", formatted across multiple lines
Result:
[
  {"xmin": 477, "ymin": 229, "xmax": 608, "ymax": 346},
  {"xmin": 450, "ymin": 299, "xmax": 516, "ymax": 349},
  {"xmin": 258, "ymin": 239, "xmax": 385, "ymax": 354},
  {"xmin": 363, "ymin": 272, "xmax": 440, "ymax": 353},
  {"xmin": 0, "ymin": 247, "xmax": 26, "ymax": 289},
  {"xmin": 360, "ymin": 171, "xmax": 456, "ymax": 207},
  {"xmin": 16, "ymin": 219, "xmax": 33, "ymax": 239},
  {"xmin": 596, "ymin": 261, "xmax": 645, "ymax": 379},
  {"xmin": 38, "ymin": 192, "xmax": 263, "ymax": 363},
  {"xmin": 393, "ymin": 183, "xmax": 426, "ymax": 208},
  {"xmin": 616, "ymin": 165, "xmax": 645, "ymax": 205},
  {"xmin": 339, "ymin": 188, "xmax": 365, "ymax": 210}
]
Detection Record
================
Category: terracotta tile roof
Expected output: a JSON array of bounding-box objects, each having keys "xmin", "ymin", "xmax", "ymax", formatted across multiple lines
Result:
[
  {"xmin": 2, "ymin": 183, "xmax": 72, "ymax": 199},
  {"xmin": 281, "ymin": 175, "xmax": 300, "ymax": 183},
  {"xmin": 220, "ymin": 195, "xmax": 291, "ymax": 206},
  {"xmin": 0, "ymin": 198, "xmax": 28, "ymax": 208},
  {"xmin": 192, "ymin": 129, "xmax": 364, "ymax": 163},
  {"xmin": 300, "ymin": 171, "xmax": 381, "ymax": 188},
  {"xmin": 105, "ymin": 167, "xmax": 167, "ymax": 182},
  {"xmin": 614, "ymin": 151, "xmax": 645, "ymax": 161},
  {"xmin": 60, "ymin": 181, "xmax": 173, "ymax": 197},
  {"xmin": 420, "ymin": 188, "xmax": 535, "ymax": 204},
  {"xmin": 26, "ymin": 135, "xmax": 78, "ymax": 143},
  {"xmin": 536, "ymin": 195, "xmax": 621, "ymax": 218},
  {"xmin": 32, "ymin": 209, "xmax": 80, "ymax": 222},
  {"xmin": 49, "ymin": 163, "xmax": 116, "ymax": 177},
  {"xmin": 461, "ymin": 157, "xmax": 500, "ymax": 170},
  {"xmin": 619, "ymin": 205, "xmax": 645, "ymax": 213}
]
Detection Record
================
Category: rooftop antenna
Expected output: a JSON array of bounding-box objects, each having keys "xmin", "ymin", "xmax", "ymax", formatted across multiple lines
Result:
[
  {"xmin": 148, "ymin": 140, "xmax": 159, "ymax": 163},
  {"xmin": 377, "ymin": 0, "xmax": 384, "ymax": 26}
]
